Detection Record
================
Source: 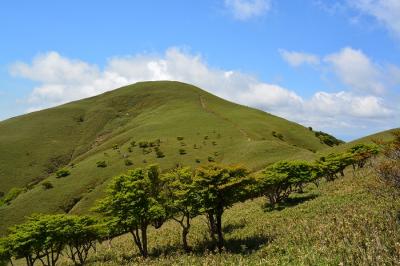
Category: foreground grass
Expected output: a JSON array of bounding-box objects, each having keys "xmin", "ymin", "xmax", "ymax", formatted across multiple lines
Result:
[{"xmin": 44, "ymin": 167, "xmax": 399, "ymax": 265}]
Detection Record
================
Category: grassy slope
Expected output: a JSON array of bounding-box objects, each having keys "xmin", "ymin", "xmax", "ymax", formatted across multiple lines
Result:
[
  {"xmin": 0, "ymin": 81, "xmax": 328, "ymax": 234},
  {"xmin": 318, "ymin": 128, "xmax": 399, "ymax": 156}
]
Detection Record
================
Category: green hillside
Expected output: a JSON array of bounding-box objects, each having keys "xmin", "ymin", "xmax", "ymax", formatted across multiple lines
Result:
[
  {"xmin": 0, "ymin": 81, "xmax": 330, "ymax": 234},
  {"xmin": 318, "ymin": 128, "xmax": 399, "ymax": 156}
]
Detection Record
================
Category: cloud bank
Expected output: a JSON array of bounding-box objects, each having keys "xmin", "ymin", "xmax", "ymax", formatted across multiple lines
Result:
[
  {"xmin": 224, "ymin": 0, "xmax": 271, "ymax": 20},
  {"xmin": 10, "ymin": 47, "xmax": 397, "ymax": 140}
]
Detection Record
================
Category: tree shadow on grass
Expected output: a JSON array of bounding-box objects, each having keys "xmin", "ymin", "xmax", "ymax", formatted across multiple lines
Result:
[
  {"xmin": 150, "ymin": 233, "xmax": 272, "ymax": 258},
  {"xmin": 222, "ymin": 222, "xmax": 246, "ymax": 234},
  {"xmin": 224, "ymin": 235, "xmax": 273, "ymax": 254},
  {"xmin": 263, "ymin": 193, "xmax": 319, "ymax": 212}
]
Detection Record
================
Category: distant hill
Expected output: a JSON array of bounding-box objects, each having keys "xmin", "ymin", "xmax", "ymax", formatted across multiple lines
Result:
[
  {"xmin": 318, "ymin": 128, "xmax": 399, "ymax": 156},
  {"xmin": 0, "ymin": 81, "xmax": 334, "ymax": 234}
]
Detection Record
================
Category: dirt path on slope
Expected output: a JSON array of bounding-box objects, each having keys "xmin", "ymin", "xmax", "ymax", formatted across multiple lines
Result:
[{"xmin": 199, "ymin": 95, "xmax": 252, "ymax": 141}]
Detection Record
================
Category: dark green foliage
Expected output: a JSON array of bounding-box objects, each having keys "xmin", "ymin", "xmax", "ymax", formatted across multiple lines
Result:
[
  {"xmin": 208, "ymin": 156, "xmax": 215, "ymax": 162},
  {"xmin": 179, "ymin": 149, "xmax": 186, "ymax": 155},
  {"xmin": 162, "ymin": 167, "xmax": 202, "ymax": 251},
  {"xmin": 128, "ymin": 147, "xmax": 133, "ymax": 153},
  {"xmin": 0, "ymin": 238, "xmax": 11, "ymax": 266},
  {"xmin": 124, "ymin": 159, "xmax": 133, "ymax": 166},
  {"xmin": 155, "ymin": 147, "xmax": 165, "ymax": 158},
  {"xmin": 314, "ymin": 153, "xmax": 354, "ymax": 181},
  {"xmin": 272, "ymin": 131, "xmax": 284, "ymax": 140},
  {"xmin": 195, "ymin": 159, "xmax": 201, "ymax": 163},
  {"xmin": 177, "ymin": 136, "xmax": 184, "ymax": 141},
  {"xmin": 130, "ymin": 141, "xmax": 136, "ymax": 147},
  {"xmin": 56, "ymin": 168, "xmax": 70, "ymax": 178},
  {"xmin": 139, "ymin": 141, "xmax": 149, "ymax": 148},
  {"xmin": 96, "ymin": 161, "xmax": 107, "ymax": 168},
  {"xmin": 315, "ymin": 131, "xmax": 344, "ymax": 147},
  {"xmin": 257, "ymin": 161, "xmax": 314, "ymax": 207},
  {"xmin": 0, "ymin": 187, "xmax": 26, "ymax": 207},
  {"xmin": 94, "ymin": 165, "xmax": 166, "ymax": 257},
  {"xmin": 194, "ymin": 164, "xmax": 250, "ymax": 251},
  {"xmin": 112, "ymin": 144, "xmax": 119, "ymax": 150},
  {"xmin": 42, "ymin": 181, "xmax": 53, "ymax": 190},
  {"xmin": 4, "ymin": 214, "xmax": 101, "ymax": 266},
  {"xmin": 348, "ymin": 143, "xmax": 379, "ymax": 169}
]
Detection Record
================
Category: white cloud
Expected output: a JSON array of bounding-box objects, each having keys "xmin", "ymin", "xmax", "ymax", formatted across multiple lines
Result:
[
  {"xmin": 279, "ymin": 49, "xmax": 320, "ymax": 67},
  {"xmin": 350, "ymin": 0, "xmax": 400, "ymax": 37},
  {"xmin": 224, "ymin": 0, "xmax": 271, "ymax": 20},
  {"xmin": 324, "ymin": 47, "xmax": 385, "ymax": 94},
  {"xmin": 10, "ymin": 48, "xmax": 397, "ymax": 139},
  {"xmin": 308, "ymin": 91, "xmax": 392, "ymax": 118}
]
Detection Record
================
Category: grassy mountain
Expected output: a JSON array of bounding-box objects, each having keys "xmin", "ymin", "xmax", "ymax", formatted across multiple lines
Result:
[{"xmin": 0, "ymin": 81, "xmax": 331, "ymax": 234}]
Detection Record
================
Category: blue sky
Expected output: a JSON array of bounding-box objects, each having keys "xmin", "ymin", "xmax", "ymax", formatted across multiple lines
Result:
[{"xmin": 0, "ymin": 0, "xmax": 399, "ymax": 140}]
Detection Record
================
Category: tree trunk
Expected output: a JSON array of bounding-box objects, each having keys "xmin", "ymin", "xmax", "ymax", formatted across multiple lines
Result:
[
  {"xmin": 182, "ymin": 215, "xmax": 191, "ymax": 252},
  {"xmin": 207, "ymin": 211, "xmax": 216, "ymax": 242},
  {"xmin": 216, "ymin": 208, "xmax": 224, "ymax": 253},
  {"xmin": 141, "ymin": 224, "xmax": 148, "ymax": 258}
]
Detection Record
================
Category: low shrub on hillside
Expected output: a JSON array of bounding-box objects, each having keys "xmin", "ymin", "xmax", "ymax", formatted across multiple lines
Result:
[
  {"xmin": 41, "ymin": 181, "xmax": 53, "ymax": 190},
  {"xmin": 124, "ymin": 159, "xmax": 133, "ymax": 166},
  {"xmin": 56, "ymin": 168, "xmax": 70, "ymax": 178},
  {"xmin": 0, "ymin": 187, "xmax": 26, "ymax": 207},
  {"xmin": 96, "ymin": 161, "xmax": 107, "ymax": 168},
  {"xmin": 314, "ymin": 131, "xmax": 344, "ymax": 146}
]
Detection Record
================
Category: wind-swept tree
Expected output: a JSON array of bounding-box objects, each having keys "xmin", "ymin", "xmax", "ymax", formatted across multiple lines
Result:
[
  {"xmin": 63, "ymin": 216, "xmax": 102, "ymax": 266},
  {"xmin": 256, "ymin": 161, "xmax": 314, "ymax": 207},
  {"xmin": 194, "ymin": 164, "xmax": 250, "ymax": 252},
  {"xmin": 348, "ymin": 143, "xmax": 379, "ymax": 169},
  {"xmin": 95, "ymin": 165, "xmax": 166, "ymax": 257},
  {"xmin": 6, "ymin": 214, "xmax": 68, "ymax": 266},
  {"xmin": 162, "ymin": 167, "xmax": 201, "ymax": 252}
]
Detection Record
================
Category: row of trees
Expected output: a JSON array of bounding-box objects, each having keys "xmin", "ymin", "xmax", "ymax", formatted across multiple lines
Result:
[
  {"xmin": 0, "ymin": 214, "xmax": 100, "ymax": 266},
  {"xmin": 0, "ymin": 143, "xmax": 379, "ymax": 265}
]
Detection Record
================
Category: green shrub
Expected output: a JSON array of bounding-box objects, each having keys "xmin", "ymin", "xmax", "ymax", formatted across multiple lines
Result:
[
  {"xmin": 256, "ymin": 161, "xmax": 314, "ymax": 207},
  {"xmin": 195, "ymin": 159, "xmax": 201, "ymax": 163},
  {"xmin": 42, "ymin": 181, "xmax": 53, "ymax": 190},
  {"xmin": 124, "ymin": 159, "xmax": 133, "ymax": 166},
  {"xmin": 315, "ymin": 131, "xmax": 344, "ymax": 146},
  {"xmin": 96, "ymin": 161, "xmax": 107, "ymax": 168},
  {"xmin": 56, "ymin": 168, "xmax": 70, "ymax": 178},
  {"xmin": 155, "ymin": 149, "xmax": 165, "ymax": 158},
  {"xmin": 177, "ymin": 136, "xmax": 184, "ymax": 141},
  {"xmin": 0, "ymin": 187, "xmax": 26, "ymax": 206},
  {"xmin": 208, "ymin": 156, "xmax": 215, "ymax": 162},
  {"xmin": 130, "ymin": 141, "xmax": 136, "ymax": 147},
  {"xmin": 179, "ymin": 149, "xmax": 186, "ymax": 155},
  {"xmin": 139, "ymin": 141, "xmax": 149, "ymax": 148}
]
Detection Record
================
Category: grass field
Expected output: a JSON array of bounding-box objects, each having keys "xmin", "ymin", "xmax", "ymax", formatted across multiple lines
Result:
[{"xmin": 0, "ymin": 81, "xmax": 330, "ymax": 234}]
